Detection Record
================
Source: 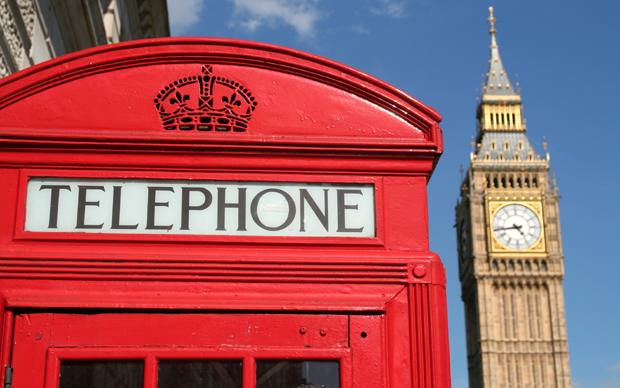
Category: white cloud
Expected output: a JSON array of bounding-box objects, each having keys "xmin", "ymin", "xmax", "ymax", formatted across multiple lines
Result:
[
  {"xmin": 350, "ymin": 24, "xmax": 370, "ymax": 35},
  {"xmin": 228, "ymin": 0, "xmax": 323, "ymax": 39},
  {"xmin": 167, "ymin": 0, "xmax": 206, "ymax": 34},
  {"xmin": 370, "ymin": 0, "xmax": 407, "ymax": 19}
]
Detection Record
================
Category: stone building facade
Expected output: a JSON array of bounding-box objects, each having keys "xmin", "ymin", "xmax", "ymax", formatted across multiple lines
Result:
[
  {"xmin": 0, "ymin": 0, "xmax": 169, "ymax": 77},
  {"xmin": 455, "ymin": 7, "xmax": 571, "ymax": 388}
]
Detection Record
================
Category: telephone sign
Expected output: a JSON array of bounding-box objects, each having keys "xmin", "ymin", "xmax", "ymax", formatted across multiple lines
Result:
[{"xmin": 26, "ymin": 178, "xmax": 375, "ymax": 237}]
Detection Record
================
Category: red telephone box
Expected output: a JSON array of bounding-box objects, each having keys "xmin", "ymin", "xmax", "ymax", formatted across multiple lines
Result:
[{"xmin": 0, "ymin": 38, "xmax": 449, "ymax": 388}]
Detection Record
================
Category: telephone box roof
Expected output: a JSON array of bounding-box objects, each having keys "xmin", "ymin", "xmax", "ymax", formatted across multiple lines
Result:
[{"xmin": 0, "ymin": 38, "xmax": 442, "ymax": 160}]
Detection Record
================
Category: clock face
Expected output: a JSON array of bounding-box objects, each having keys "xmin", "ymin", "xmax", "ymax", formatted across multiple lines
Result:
[{"xmin": 492, "ymin": 203, "xmax": 542, "ymax": 250}]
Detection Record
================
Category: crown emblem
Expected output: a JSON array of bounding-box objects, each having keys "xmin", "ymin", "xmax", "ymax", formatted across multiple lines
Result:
[{"xmin": 154, "ymin": 65, "xmax": 257, "ymax": 132}]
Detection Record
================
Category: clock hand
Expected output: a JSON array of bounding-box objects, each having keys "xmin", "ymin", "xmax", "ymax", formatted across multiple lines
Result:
[
  {"xmin": 493, "ymin": 225, "xmax": 525, "ymax": 236},
  {"xmin": 512, "ymin": 224, "xmax": 525, "ymax": 236},
  {"xmin": 493, "ymin": 225, "xmax": 519, "ymax": 232}
]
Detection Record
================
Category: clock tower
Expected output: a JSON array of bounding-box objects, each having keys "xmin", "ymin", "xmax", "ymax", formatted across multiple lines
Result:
[{"xmin": 455, "ymin": 7, "xmax": 572, "ymax": 388}]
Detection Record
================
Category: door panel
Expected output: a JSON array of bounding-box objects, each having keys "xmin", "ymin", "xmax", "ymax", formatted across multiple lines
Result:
[
  {"xmin": 16, "ymin": 313, "xmax": 349, "ymax": 348},
  {"xmin": 10, "ymin": 313, "xmax": 382, "ymax": 388}
]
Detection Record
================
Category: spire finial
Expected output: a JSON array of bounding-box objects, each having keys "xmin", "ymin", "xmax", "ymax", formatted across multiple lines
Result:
[
  {"xmin": 488, "ymin": 6, "xmax": 496, "ymax": 34},
  {"xmin": 482, "ymin": 6, "xmax": 517, "ymax": 97}
]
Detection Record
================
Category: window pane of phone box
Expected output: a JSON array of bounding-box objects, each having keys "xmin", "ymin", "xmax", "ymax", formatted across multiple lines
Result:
[
  {"xmin": 59, "ymin": 360, "xmax": 144, "ymax": 388},
  {"xmin": 256, "ymin": 360, "xmax": 340, "ymax": 388},
  {"xmin": 158, "ymin": 360, "xmax": 243, "ymax": 388}
]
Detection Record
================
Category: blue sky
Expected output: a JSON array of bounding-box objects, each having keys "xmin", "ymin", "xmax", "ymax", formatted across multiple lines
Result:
[{"xmin": 166, "ymin": 1, "xmax": 620, "ymax": 387}]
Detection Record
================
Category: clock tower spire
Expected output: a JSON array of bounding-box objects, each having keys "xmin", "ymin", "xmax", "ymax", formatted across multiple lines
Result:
[
  {"xmin": 484, "ymin": 6, "xmax": 517, "ymax": 98},
  {"xmin": 456, "ymin": 7, "xmax": 572, "ymax": 388},
  {"xmin": 477, "ymin": 6, "xmax": 525, "ymax": 136}
]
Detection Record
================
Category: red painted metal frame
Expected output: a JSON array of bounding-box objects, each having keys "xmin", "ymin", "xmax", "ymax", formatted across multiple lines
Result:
[{"xmin": 0, "ymin": 37, "xmax": 450, "ymax": 387}]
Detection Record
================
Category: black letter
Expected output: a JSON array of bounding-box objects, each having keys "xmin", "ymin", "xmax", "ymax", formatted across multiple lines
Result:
[
  {"xmin": 337, "ymin": 189, "xmax": 364, "ymax": 233},
  {"xmin": 181, "ymin": 187, "xmax": 212, "ymax": 230},
  {"xmin": 111, "ymin": 186, "xmax": 138, "ymax": 229},
  {"xmin": 251, "ymin": 189, "xmax": 296, "ymax": 231},
  {"xmin": 216, "ymin": 187, "xmax": 247, "ymax": 231},
  {"xmin": 146, "ymin": 186, "xmax": 174, "ymax": 230},
  {"xmin": 299, "ymin": 189, "xmax": 329, "ymax": 232},
  {"xmin": 39, "ymin": 185, "xmax": 71, "ymax": 228},
  {"xmin": 76, "ymin": 185, "xmax": 105, "ymax": 229}
]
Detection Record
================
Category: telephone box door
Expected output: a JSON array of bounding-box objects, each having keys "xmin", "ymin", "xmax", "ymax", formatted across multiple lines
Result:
[{"xmin": 10, "ymin": 312, "xmax": 384, "ymax": 388}]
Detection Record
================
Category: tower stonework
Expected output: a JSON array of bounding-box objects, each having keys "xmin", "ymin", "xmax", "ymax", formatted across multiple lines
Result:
[{"xmin": 456, "ymin": 8, "xmax": 571, "ymax": 388}]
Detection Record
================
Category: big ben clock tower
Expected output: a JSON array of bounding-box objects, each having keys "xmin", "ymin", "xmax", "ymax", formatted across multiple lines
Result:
[{"xmin": 456, "ymin": 7, "xmax": 572, "ymax": 388}]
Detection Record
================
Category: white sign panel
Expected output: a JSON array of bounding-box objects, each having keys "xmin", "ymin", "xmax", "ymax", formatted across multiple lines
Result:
[{"xmin": 25, "ymin": 178, "xmax": 375, "ymax": 237}]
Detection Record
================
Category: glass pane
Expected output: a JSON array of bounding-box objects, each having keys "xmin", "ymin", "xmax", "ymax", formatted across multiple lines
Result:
[
  {"xmin": 158, "ymin": 360, "xmax": 242, "ymax": 388},
  {"xmin": 256, "ymin": 360, "xmax": 340, "ymax": 388},
  {"xmin": 59, "ymin": 360, "xmax": 144, "ymax": 388}
]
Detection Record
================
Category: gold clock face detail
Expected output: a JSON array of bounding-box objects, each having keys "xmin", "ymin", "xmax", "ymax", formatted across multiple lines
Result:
[{"xmin": 492, "ymin": 203, "xmax": 542, "ymax": 250}]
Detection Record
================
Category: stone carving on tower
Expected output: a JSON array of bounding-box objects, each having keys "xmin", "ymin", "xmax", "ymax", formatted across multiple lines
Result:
[{"xmin": 455, "ymin": 7, "xmax": 572, "ymax": 388}]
